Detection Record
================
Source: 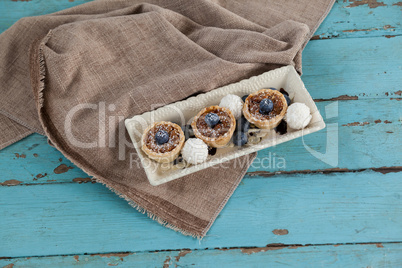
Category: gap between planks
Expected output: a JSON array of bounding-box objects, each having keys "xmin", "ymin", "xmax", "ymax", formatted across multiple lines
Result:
[
  {"xmin": 247, "ymin": 166, "xmax": 402, "ymax": 178},
  {"xmin": 1, "ymin": 241, "xmax": 401, "ymax": 260},
  {"xmin": 1, "ymin": 166, "xmax": 401, "ymax": 186}
]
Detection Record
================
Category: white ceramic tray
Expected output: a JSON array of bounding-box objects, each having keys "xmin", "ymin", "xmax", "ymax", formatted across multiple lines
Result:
[{"xmin": 125, "ymin": 66, "xmax": 325, "ymax": 186}]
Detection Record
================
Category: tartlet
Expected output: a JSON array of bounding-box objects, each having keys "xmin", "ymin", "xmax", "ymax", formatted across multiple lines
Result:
[
  {"xmin": 141, "ymin": 121, "xmax": 185, "ymax": 163},
  {"xmin": 243, "ymin": 89, "xmax": 288, "ymax": 129},
  {"xmin": 191, "ymin": 106, "xmax": 236, "ymax": 148}
]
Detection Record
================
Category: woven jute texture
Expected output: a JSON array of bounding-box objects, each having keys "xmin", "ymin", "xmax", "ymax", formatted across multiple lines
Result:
[{"xmin": 0, "ymin": 0, "xmax": 334, "ymax": 237}]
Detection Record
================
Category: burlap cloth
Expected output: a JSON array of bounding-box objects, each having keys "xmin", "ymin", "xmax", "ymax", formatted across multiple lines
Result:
[{"xmin": 0, "ymin": 0, "xmax": 334, "ymax": 237}]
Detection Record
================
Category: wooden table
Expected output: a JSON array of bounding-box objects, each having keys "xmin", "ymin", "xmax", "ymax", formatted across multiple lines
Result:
[{"xmin": 1, "ymin": 1, "xmax": 401, "ymax": 267}]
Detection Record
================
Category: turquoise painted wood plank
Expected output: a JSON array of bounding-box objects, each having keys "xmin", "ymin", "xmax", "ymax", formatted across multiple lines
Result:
[
  {"xmin": 1, "ymin": 170, "xmax": 401, "ymax": 257},
  {"xmin": 0, "ymin": 243, "xmax": 402, "ymax": 268},
  {"xmin": 0, "ymin": 0, "xmax": 93, "ymax": 33},
  {"xmin": 302, "ymin": 36, "xmax": 402, "ymax": 100},
  {"xmin": 1, "ymin": 98, "xmax": 400, "ymax": 185},
  {"xmin": 251, "ymin": 98, "xmax": 401, "ymax": 173},
  {"xmin": 1, "ymin": 0, "xmax": 401, "ymax": 39},
  {"xmin": 314, "ymin": 0, "xmax": 402, "ymax": 40},
  {"xmin": 1, "ymin": 243, "xmax": 400, "ymax": 268},
  {"xmin": 0, "ymin": 134, "xmax": 89, "ymax": 185}
]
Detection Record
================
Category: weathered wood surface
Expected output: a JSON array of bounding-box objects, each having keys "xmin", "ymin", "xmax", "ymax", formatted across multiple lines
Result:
[
  {"xmin": 1, "ymin": 171, "xmax": 401, "ymax": 257},
  {"xmin": 0, "ymin": 0, "xmax": 401, "ymax": 266},
  {"xmin": 1, "ymin": 243, "xmax": 401, "ymax": 268}
]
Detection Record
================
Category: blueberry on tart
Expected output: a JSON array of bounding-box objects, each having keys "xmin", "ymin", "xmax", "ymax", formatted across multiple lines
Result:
[
  {"xmin": 191, "ymin": 106, "xmax": 236, "ymax": 148},
  {"xmin": 141, "ymin": 121, "xmax": 185, "ymax": 163},
  {"xmin": 243, "ymin": 89, "xmax": 288, "ymax": 129}
]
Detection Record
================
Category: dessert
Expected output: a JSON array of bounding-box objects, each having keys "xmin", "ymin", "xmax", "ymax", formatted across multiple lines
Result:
[
  {"xmin": 141, "ymin": 121, "xmax": 185, "ymax": 163},
  {"xmin": 139, "ymin": 87, "xmax": 306, "ymax": 168},
  {"xmin": 285, "ymin": 103, "xmax": 312, "ymax": 130},
  {"xmin": 181, "ymin": 138, "xmax": 209, "ymax": 164},
  {"xmin": 243, "ymin": 88, "xmax": 288, "ymax": 129},
  {"xmin": 191, "ymin": 106, "xmax": 236, "ymax": 148},
  {"xmin": 219, "ymin": 94, "xmax": 244, "ymax": 119}
]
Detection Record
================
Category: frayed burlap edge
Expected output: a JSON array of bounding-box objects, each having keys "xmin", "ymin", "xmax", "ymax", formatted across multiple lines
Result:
[{"xmin": 31, "ymin": 31, "xmax": 203, "ymax": 239}]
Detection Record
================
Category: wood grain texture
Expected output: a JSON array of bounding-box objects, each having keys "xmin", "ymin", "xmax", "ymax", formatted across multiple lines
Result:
[
  {"xmin": 314, "ymin": 0, "xmax": 402, "ymax": 40},
  {"xmin": 0, "ymin": 0, "xmax": 401, "ymax": 265},
  {"xmin": 1, "ymin": 171, "xmax": 401, "ymax": 257},
  {"xmin": 1, "ymin": 243, "xmax": 401, "ymax": 268},
  {"xmin": 303, "ymin": 36, "xmax": 402, "ymax": 100}
]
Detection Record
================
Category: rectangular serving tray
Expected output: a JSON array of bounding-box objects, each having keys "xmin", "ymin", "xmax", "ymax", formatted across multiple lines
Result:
[{"xmin": 125, "ymin": 65, "xmax": 325, "ymax": 186}]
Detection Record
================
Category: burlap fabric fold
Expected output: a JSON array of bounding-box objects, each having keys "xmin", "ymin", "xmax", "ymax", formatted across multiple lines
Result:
[{"xmin": 0, "ymin": 0, "xmax": 334, "ymax": 237}]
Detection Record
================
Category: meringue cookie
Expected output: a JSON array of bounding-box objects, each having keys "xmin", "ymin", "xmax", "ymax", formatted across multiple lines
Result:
[
  {"xmin": 181, "ymin": 138, "xmax": 209, "ymax": 164},
  {"xmin": 285, "ymin": 103, "xmax": 312, "ymax": 130},
  {"xmin": 219, "ymin": 94, "xmax": 244, "ymax": 119}
]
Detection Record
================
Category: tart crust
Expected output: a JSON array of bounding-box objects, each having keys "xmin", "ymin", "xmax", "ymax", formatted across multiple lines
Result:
[
  {"xmin": 243, "ymin": 89, "xmax": 288, "ymax": 129},
  {"xmin": 141, "ymin": 121, "xmax": 185, "ymax": 163},
  {"xmin": 191, "ymin": 106, "xmax": 236, "ymax": 148}
]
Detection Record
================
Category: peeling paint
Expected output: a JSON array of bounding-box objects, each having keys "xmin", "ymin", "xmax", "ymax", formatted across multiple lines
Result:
[
  {"xmin": 35, "ymin": 173, "xmax": 47, "ymax": 180},
  {"xmin": 59, "ymin": 158, "xmax": 63, "ymax": 162},
  {"xmin": 163, "ymin": 256, "xmax": 171, "ymax": 268},
  {"xmin": 272, "ymin": 229, "xmax": 289, "ymax": 235},
  {"xmin": 54, "ymin": 164, "xmax": 73, "ymax": 174},
  {"xmin": 342, "ymin": 122, "xmax": 369, "ymax": 127},
  {"xmin": 241, "ymin": 244, "xmax": 286, "ymax": 255},
  {"xmin": 376, "ymin": 243, "xmax": 384, "ymax": 248},
  {"xmin": 33, "ymin": 153, "xmax": 38, "ymax": 157},
  {"xmin": 14, "ymin": 153, "xmax": 26, "ymax": 158},
  {"xmin": 393, "ymin": 1, "xmax": 402, "ymax": 6},
  {"xmin": 384, "ymin": 35, "xmax": 395, "ymax": 38},
  {"xmin": 383, "ymin": 120, "xmax": 392, "ymax": 124},
  {"xmin": 374, "ymin": 119, "xmax": 381, "ymax": 123},
  {"xmin": 73, "ymin": 177, "xmax": 94, "ymax": 184},
  {"xmin": 175, "ymin": 249, "xmax": 191, "ymax": 262},
  {"xmin": 2, "ymin": 264, "xmax": 14, "ymax": 268},
  {"xmin": 343, "ymin": 28, "xmax": 378, "ymax": 32},
  {"xmin": 390, "ymin": 98, "xmax": 402, "ymax": 101},
  {"xmin": 383, "ymin": 25, "xmax": 395, "ymax": 30},
  {"xmin": 372, "ymin": 166, "xmax": 402, "ymax": 174},
  {"xmin": 27, "ymin": 144, "xmax": 39, "ymax": 150},
  {"xmin": 395, "ymin": 90, "xmax": 402, "ymax": 96},
  {"xmin": 1, "ymin": 179, "xmax": 22, "ymax": 186},
  {"xmin": 315, "ymin": 95, "xmax": 358, "ymax": 102},
  {"xmin": 73, "ymin": 255, "xmax": 79, "ymax": 262},
  {"xmin": 311, "ymin": 35, "xmax": 331, "ymax": 40},
  {"xmin": 248, "ymin": 166, "xmax": 401, "ymax": 177},
  {"xmin": 346, "ymin": 0, "xmax": 387, "ymax": 8}
]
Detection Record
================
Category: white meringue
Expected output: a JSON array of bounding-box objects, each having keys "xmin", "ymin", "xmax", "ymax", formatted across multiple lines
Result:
[
  {"xmin": 219, "ymin": 94, "xmax": 244, "ymax": 119},
  {"xmin": 181, "ymin": 138, "xmax": 209, "ymax": 165},
  {"xmin": 285, "ymin": 103, "xmax": 312, "ymax": 130}
]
